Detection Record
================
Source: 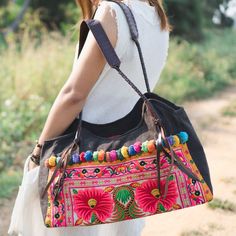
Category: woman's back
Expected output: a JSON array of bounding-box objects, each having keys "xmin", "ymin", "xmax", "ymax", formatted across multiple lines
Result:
[{"xmin": 74, "ymin": 0, "xmax": 170, "ymax": 124}]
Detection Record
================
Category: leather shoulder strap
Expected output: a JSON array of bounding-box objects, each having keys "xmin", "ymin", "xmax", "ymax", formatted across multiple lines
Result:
[
  {"xmin": 107, "ymin": 0, "xmax": 150, "ymax": 92},
  {"xmin": 85, "ymin": 19, "xmax": 121, "ymax": 68},
  {"xmin": 83, "ymin": 19, "xmax": 148, "ymax": 102}
]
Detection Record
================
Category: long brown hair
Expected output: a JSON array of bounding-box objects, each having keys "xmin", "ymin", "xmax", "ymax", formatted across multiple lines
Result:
[{"xmin": 76, "ymin": 0, "xmax": 172, "ymax": 31}]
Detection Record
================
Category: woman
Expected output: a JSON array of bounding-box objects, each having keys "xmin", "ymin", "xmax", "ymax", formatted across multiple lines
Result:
[{"xmin": 8, "ymin": 0, "xmax": 171, "ymax": 235}]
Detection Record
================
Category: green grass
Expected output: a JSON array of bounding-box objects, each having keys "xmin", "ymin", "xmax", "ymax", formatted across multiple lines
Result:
[
  {"xmin": 155, "ymin": 28, "xmax": 236, "ymax": 103},
  {"xmin": 208, "ymin": 198, "xmax": 236, "ymax": 212},
  {"xmin": 0, "ymin": 33, "xmax": 75, "ymax": 103},
  {"xmin": 221, "ymin": 99, "xmax": 236, "ymax": 117},
  {"xmin": 0, "ymin": 169, "xmax": 22, "ymax": 199}
]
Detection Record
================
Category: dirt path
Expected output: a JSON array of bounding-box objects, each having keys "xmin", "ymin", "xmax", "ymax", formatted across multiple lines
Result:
[{"xmin": 1, "ymin": 85, "xmax": 236, "ymax": 236}]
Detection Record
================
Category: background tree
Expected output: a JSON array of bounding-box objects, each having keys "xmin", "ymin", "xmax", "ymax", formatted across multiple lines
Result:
[
  {"xmin": 0, "ymin": 0, "xmax": 228, "ymax": 44},
  {"xmin": 165, "ymin": 0, "xmax": 205, "ymax": 41}
]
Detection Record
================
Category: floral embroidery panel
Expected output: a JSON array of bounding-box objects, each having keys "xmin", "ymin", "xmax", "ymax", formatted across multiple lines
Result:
[{"xmin": 45, "ymin": 143, "xmax": 213, "ymax": 227}]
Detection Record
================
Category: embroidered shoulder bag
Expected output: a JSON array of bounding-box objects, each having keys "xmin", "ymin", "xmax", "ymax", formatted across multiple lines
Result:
[{"xmin": 38, "ymin": 1, "xmax": 213, "ymax": 228}]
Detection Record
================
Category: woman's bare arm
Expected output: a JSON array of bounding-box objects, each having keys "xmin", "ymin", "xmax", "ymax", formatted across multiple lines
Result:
[{"xmin": 29, "ymin": 3, "xmax": 118, "ymax": 169}]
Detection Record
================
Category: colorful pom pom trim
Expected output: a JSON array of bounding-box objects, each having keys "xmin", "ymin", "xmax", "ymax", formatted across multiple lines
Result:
[{"xmin": 45, "ymin": 131, "xmax": 189, "ymax": 168}]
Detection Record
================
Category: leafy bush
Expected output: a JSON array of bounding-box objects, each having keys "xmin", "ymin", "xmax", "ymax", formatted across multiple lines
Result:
[
  {"xmin": 155, "ymin": 28, "xmax": 236, "ymax": 102},
  {"xmin": 166, "ymin": 0, "xmax": 205, "ymax": 41},
  {"xmin": 0, "ymin": 169, "xmax": 22, "ymax": 199},
  {"xmin": 0, "ymin": 95, "xmax": 51, "ymax": 171},
  {"xmin": 0, "ymin": 34, "xmax": 75, "ymax": 173}
]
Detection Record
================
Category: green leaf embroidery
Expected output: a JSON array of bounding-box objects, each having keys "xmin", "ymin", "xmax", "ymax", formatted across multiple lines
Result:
[
  {"xmin": 168, "ymin": 175, "xmax": 174, "ymax": 181},
  {"xmin": 159, "ymin": 203, "xmax": 166, "ymax": 212},
  {"xmin": 72, "ymin": 189, "xmax": 78, "ymax": 194},
  {"xmin": 116, "ymin": 189, "xmax": 131, "ymax": 204},
  {"xmin": 91, "ymin": 213, "xmax": 96, "ymax": 223}
]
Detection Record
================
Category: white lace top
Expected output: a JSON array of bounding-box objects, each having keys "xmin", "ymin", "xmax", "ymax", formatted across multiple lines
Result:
[{"xmin": 73, "ymin": 0, "xmax": 170, "ymax": 124}]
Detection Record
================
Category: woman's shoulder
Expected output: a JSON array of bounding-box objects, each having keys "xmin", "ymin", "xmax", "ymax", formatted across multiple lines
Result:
[
  {"xmin": 93, "ymin": 0, "xmax": 131, "ymax": 57},
  {"xmin": 72, "ymin": 1, "xmax": 130, "ymax": 70}
]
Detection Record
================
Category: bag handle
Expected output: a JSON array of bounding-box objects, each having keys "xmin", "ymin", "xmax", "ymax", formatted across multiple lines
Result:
[{"xmin": 107, "ymin": 0, "xmax": 151, "ymax": 93}]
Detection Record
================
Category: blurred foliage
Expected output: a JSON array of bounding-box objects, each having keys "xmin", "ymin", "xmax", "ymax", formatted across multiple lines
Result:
[
  {"xmin": 0, "ymin": 0, "xmax": 80, "ymax": 31},
  {"xmin": 221, "ymin": 99, "xmax": 236, "ymax": 117},
  {"xmin": 0, "ymin": 169, "xmax": 22, "ymax": 199},
  {"xmin": 30, "ymin": 0, "xmax": 80, "ymax": 32},
  {"xmin": 204, "ymin": 0, "xmax": 224, "ymax": 19},
  {"xmin": 0, "ymin": 0, "xmax": 231, "ymax": 43},
  {"xmin": 0, "ymin": 95, "xmax": 51, "ymax": 171},
  {"xmin": 165, "ymin": 0, "xmax": 228, "ymax": 41},
  {"xmin": 0, "ymin": 0, "xmax": 80, "ymax": 51},
  {"xmin": 166, "ymin": 0, "xmax": 205, "ymax": 41},
  {"xmin": 155, "ymin": 28, "xmax": 236, "ymax": 102},
  {"xmin": 0, "ymin": 34, "xmax": 75, "ymax": 174},
  {"xmin": 208, "ymin": 198, "xmax": 236, "ymax": 212}
]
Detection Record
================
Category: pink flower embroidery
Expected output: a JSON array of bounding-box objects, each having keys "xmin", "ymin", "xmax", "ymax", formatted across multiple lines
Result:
[
  {"xmin": 73, "ymin": 188, "xmax": 113, "ymax": 222},
  {"xmin": 135, "ymin": 179, "xmax": 178, "ymax": 213}
]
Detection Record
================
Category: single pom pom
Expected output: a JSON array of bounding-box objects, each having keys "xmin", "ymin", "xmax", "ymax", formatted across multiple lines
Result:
[
  {"xmin": 133, "ymin": 141, "xmax": 142, "ymax": 153},
  {"xmin": 44, "ymin": 159, "xmax": 50, "ymax": 168},
  {"xmin": 128, "ymin": 145, "xmax": 136, "ymax": 156},
  {"xmin": 178, "ymin": 131, "xmax": 189, "ymax": 143},
  {"xmin": 141, "ymin": 141, "xmax": 149, "ymax": 152},
  {"xmin": 98, "ymin": 150, "xmax": 105, "ymax": 162},
  {"xmin": 85, "ymin": 151, "xmax": 93, "ymax": 162},
  {"xmin": 48, "ymin": 155, "xmax": 56, "ymax": 167},
  {"xmin": 147, "ymin": 140, "xmax": 156, "ymax": 152},
  {"xmin": 110, "ymin": 150, "xmax": 117, "ymax": 162},
  {"xmin": 173, "ymin": 135, "xmax": 180, "ymax": 147},
  {"xmin": 106, "ymin": 151, "xmax": 111, "ymax": 162},
  {"xmin": 80, "ymin": 152, "xmax": 86, "ymax": 162},
  {"xmin": 93, "ymin": 151, "xmax": 98, "ymax": 161},
  {"xmin": 117, "ymin": 149, "xmax": 124, "ymax": 161},
  {"xmin": 72, "ymin": 153, "xmax": 80, "ymax": 164},
  {"xmin": 167, "ymin": 136, "xmax": 174, "ymax": 146},
  {"xmin": 121, "ymin": 146, "xmax": 129, "ymax": 158}
]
